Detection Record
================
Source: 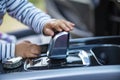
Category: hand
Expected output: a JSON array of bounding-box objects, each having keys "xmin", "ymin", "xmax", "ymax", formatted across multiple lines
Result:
[
  {"xmin": 15, "ymin": 41, "xmax": 41, "ymax": 58},
  {"xmin": 43, "ymin": 19, "xmax": 75, "ymax": 36}
]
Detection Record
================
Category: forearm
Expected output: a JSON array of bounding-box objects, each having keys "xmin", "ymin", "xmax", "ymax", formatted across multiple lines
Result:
[
  {"xmin": 6, "ymin": 0, "xmax": 52, "ymax": 34},
  {"xmin": 0, "ymin": 41, "xmax": 15, "ymax": 61}
]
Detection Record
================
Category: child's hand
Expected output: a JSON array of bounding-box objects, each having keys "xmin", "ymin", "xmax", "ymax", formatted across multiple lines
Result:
[
  {"xmin": 15, "ymin": 41, "xmax": 41, "ymax": 58},
  {"xmin": 43, "ymin": 19, "xmax": 75, "ymax": 36}
]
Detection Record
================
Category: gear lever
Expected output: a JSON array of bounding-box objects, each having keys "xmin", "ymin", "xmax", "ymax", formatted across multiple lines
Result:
[
  {"xmin": 24, "ymin": 32, "xmax": 91, "ymax": 70},
  {"xmin": 47, "ymin": 31, "xmax": 69, "ymax": 59}
]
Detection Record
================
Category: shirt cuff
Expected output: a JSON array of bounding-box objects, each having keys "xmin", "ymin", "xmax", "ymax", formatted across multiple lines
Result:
[
  {"xmin": 0, "ymin": 43, "xmax": 15, "ymax": 62},
  {"xmin": 10, "ymin": 43, "xmax": 15, "ymax": 58}
]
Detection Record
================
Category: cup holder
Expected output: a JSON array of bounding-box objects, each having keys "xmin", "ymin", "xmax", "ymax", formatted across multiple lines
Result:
[{"xmin": 90, "ymin": 45, "xmax": 120, "ymax": 65}]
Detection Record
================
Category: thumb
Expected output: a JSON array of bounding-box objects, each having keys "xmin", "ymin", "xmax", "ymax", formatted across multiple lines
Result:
[{"xmin": 44, "ymin": 28, "xmax": 54, "ymax": 36}]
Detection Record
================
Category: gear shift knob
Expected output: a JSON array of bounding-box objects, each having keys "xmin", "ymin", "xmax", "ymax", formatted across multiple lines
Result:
[{"xmin": 47, "ymin": 31, "xmax": 69, "ymax": 59}]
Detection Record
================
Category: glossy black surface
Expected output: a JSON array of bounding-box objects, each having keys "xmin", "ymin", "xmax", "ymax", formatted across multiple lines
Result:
[
  {"xmin": 91, "ymin": 46, "xmax": 120, "ymax": 65},
  {"xmin": 0, "ymin": 36, "xmax": 120, "ymax": 80}
]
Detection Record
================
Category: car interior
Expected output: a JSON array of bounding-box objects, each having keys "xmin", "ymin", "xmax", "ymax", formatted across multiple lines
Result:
[{"xmin": 0, "ymin": 0, "xmax": 120, "ymax": 80}]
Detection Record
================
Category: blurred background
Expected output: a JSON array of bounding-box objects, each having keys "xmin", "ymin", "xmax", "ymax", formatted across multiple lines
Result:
[
  {"xmin": 0, "ymin": 0, "xmax": 45, "ymax": 33},
  {"xmin": 0, "ymin": 0, "xmax": 120, "ymax": 38}
]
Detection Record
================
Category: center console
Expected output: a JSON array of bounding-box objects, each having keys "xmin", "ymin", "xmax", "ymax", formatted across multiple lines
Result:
[{"xmin": 0, "ymin": 32, "xmax": 120, "ymax": 80}]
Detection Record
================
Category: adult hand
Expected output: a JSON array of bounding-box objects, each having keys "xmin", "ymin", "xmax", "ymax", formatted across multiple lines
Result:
[{"xmin": 15, "ymin": 41, "xmax": 41, "ymax": 58}]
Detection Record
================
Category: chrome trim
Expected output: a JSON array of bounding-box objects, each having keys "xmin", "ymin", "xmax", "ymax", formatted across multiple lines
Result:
[
  {"xmin": 78, "ymin": 50, "xmax": 90, "ymax": 66},
  {"xmin": 68, "ymin": 50, "xmax": 90, "ymax": 66},
  {"xmin": 90, "ymin": 49, "xmax": 103, "ymax": 65}
]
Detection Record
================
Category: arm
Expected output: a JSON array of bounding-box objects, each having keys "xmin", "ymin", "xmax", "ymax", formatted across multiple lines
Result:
[
  {"xmin": 0, "ymin": 33, "xmax": 41, "ymax": 61},
  {"xmin": 0, "ymin": 33, "xmax": 16, "ymax": 61},
  {"xmin": 0, "ymin": 41, "xmax": 41, "ymax": 61},
  {"xmin": 6, "ymin": 0, "xmax": 74, "ymax": 36},
  {"xmin": 0, "ymin": 41, "xmax": 15, "ymax": 61},
  {"xmin": 6, "ymin": 0, "xmax": 52, "ymax": 34}
]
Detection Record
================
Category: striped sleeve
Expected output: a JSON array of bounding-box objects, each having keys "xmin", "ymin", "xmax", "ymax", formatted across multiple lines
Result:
[
  {"xmin": 6, "ymin": 0, "xmax": 52, "ymax": 34},
  {"xmin": 0, "ymin": 41, "xmax": 15, "ymax": 61}
]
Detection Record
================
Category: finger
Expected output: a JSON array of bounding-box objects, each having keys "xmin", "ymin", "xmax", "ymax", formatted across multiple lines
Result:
[
  {"xmin": 68, "ymin": 21, "xmax": 75, "ymax": 26},
  {"xmin": 31, "ymin": 48, "xmax": 40, "ymax": 55},
  {"xmin": 59, "ymin": 22, "xmax": 70, "ymax": 31},
  {"xmin": 53, "ymin": 24, "xmax": 63, "ymax": 32},
  {"xmin": 44, "ymin": 28, "xmax": 54, "ymax": 36},
  {"xmin": 31, "ymin": 45, "xmax": 41, "ymax": 54},
  {"xmin": 48, "ymin": 21, "xmax": 62, "ymax": 32},
  {"xmin": 28, "ymin": 53, "xmax": 38, "ymax": 58},
  {"xmin": 62, "ymin": 20, "xmax": 75, "ymax": 30}
]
